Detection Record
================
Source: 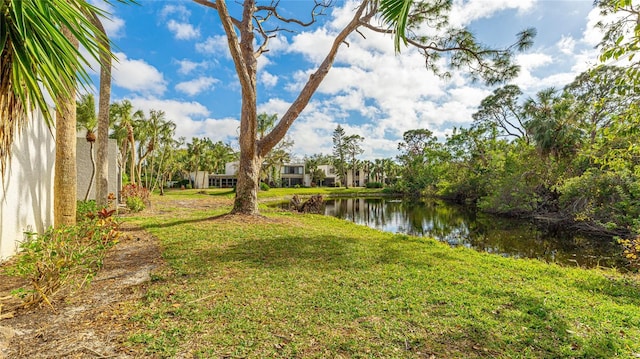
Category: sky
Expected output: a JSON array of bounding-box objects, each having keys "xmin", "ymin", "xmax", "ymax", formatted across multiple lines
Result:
[{"xmin": 86, "ymin": 0, "xmax": 624, "ymax": 161}]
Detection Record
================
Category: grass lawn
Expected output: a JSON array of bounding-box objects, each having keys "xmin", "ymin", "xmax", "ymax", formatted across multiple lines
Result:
[{"xmin": 125, "ymin": 190, "xmax": 640, "ymax": 358}]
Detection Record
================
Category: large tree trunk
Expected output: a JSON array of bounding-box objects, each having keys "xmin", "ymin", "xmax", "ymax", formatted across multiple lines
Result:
[
  {"xmin": 54, "ymin": 27, "xmax": 78, "ymax": 227},
  {"xmin": 232, "ymin": 151, "xmax": 262, "ymax": 214},
  {"xmin": 91, "ymin": 14, "xmax": 112, "ymax": 208}
]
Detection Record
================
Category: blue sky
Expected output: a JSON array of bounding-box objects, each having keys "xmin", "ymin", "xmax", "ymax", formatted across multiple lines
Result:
[{"xmin": 87, "ymin": 0, "xmax": 622, "ymax": 160}]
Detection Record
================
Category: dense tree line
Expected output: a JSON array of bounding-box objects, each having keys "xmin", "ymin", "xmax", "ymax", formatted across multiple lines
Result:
[{"xmin": 394, "ymin": 65, "xmax": 640, "ymax": 237}]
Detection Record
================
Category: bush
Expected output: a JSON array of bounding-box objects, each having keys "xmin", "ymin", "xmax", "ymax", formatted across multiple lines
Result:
[
  {"xmin": 366, "ymin": 182, "xmax": 383, "ymax": 188},
  {"xmin": 174, "ymin": 179, "xmax": 190, "ymax": 188},
  {"xmin": 121, "ymin": 184, "xmax": 150, "ymax": 204},
  {"xmin": 126, "ymin": 196, "xmax": 146, "ymax": 212},
  {"xmin": 4, "ymin": 208, "xmax": 120, "ymax": 308},
  {"xmin": 619, "ymin": 236, "xmax": 640, "ymax": 270},
  {"xmin": 260, "ymin": 182, "xmax": 270, "ymax": 191},
  {"xmin": 76, "ymin": 200, "xmax": 98, "ymax": 221},
  {"xmin": 122, "ymin": 184, "xmax": 150, "ymax": 212}
]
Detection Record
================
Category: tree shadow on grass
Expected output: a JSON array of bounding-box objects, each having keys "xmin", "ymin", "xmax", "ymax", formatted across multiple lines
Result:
[
  {"xmin": 208, "ymin": 232, "xmax": 457, "ymax": 272},
  {"xmin": 207, "ymin": 190, "xmax": 235, "ymax": 197}
]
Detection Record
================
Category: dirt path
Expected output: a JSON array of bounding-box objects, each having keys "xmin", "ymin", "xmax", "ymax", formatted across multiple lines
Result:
[{"xmin": 0, "ymin": 223, "xmax": 163, "ymax": 359}]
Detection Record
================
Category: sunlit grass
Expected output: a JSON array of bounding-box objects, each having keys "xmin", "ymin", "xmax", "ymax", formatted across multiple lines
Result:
[{"xmin": 125, "ymin": 193, "xmax": 640, "ymax": 358}]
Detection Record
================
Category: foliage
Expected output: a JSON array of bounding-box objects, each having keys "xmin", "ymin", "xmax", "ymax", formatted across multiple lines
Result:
[
  {"xmin": 122, "ymin": 183, "xmax": 150, "ymax": 212},
  {"xmin": 332, "ymin": 125, "xmax": 348, "ymax": 187},
  {"xmin": 122, "ymin": 183, "xmax": 150, "ymax": 204},
  {"xmin": 366, "ymin": 181, "xmax": 383, "ymax": 188},
  {"xmin": 126, "ymin": 196, "xmax": 146, "ymax": 213},
  {"xmin": 76, "ymin": 200, "xmax": 98, "ymax": 222},
  {"xmin": 619, "ymin": 236, "xmax": 640, "ymax": 270},
  {"xmin": 3, "ymin": 208, "xmax": 120, "ymax": 308},
  {"xmin": 259, "ymin": 182, "xmax": 270, "ymax": 191},
  {"xmin": 0, "ymin": 0, "xmax": 110, "ymax": 175}
]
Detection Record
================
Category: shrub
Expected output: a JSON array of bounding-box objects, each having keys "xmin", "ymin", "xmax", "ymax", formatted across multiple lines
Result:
[
  {"xmin": 366, "ymin": 182, "xmax": 383, "ymax": 188},
  {"xmin": 121, "ymin": 184, "xmax": 150, "ymax": 204},
  {"xmin": 121, "ymin": 184, "xmax": 150, "ymax": 212},
  {"xmin": 126, "ymin": 196, "xmax": 146, "ymax": 212},
  {"xmin": 76, "ymin": 200, "xmax": 98, "ymax": 221},
  {"xmin": 4, "ymin": 208, "xmax": 120, "ymax": 308},
  {"xmin": 260, "ymin": 182, "xmax": 270, "ymax": 191},
  {"xmin": 619, "ymin": 236, "xmax": 640, "ymax": 270}
]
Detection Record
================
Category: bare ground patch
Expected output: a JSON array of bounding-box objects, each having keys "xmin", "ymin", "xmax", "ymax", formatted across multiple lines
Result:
[{"xmin": 0, "ymin": 223, "xmax": 163, "ymax": 359}]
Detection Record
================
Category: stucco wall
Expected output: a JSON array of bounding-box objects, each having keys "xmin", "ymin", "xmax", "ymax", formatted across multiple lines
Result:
[
  {"xmin": 0, "ymin": 110, "xmax": 55, "ymax": 261},
  {"xmin": 76, "ymin": 138, "xmax": 120, "ymax": 200}
]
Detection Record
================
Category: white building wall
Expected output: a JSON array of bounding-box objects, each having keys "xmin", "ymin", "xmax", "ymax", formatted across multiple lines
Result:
[
  {"xmin": 1, "ymin": 110, "xmax": 55, "ymax": 261},
  {"xmin": 76, "ymin": 138, "xmax": 119, "ymax": 200}
]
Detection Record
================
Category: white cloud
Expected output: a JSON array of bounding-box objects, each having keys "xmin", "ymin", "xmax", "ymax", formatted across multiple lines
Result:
[
  {"xmin": 557, "ymin": 35, "xmax": 576, "ymax": 55},
  {"xmin": 176, "ymin": 59, "xmax": 208, "ymax": 75},
  {"xmin": 160, "ymin": 4, "xmax": 191, "ymax": 20},
  {"xmin": 126, "ymin": 97, "xmax": 211, "ymax": 138},
  {"xmin": 260, "ymin": 72, "xmax": 279, "ymax": 88},
  {"xmin": 449, "ymin": 0, "xmax": 536, "ymax": 28},
  {"xmin": 88, "ymin": 0, "xmax": 125, "ymax": 38},
  {"xmin": 196, "ymin": 36, "xmax": 230, "ymax": 56},
  {"xmin": 168, "ymin": 20, "xmax": 200, "ymax": 40},
  {"xmin": 102, "ymin": 16, "xmax": 125, "ymax": 39},
  {"xmin": 175, "ymin": 77, "xmax": 219, "ymax": 96},
  {"xmin": 112, "ymin": 52, "xmax": 167, "ymax": 95}
]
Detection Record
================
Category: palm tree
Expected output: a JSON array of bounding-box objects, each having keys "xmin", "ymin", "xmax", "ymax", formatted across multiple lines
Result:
[
  {"xmin": 76, "ymin": 94, "xmax": 98, "ymax": 201},
  {"xmin": 110, "ymin": 100, "xmax": 143, "ymax": 185},
  {"xmin": 0, "ymin": 0, "xmax": 108, "ymax": 175},
  {"xmin": 1, "ymin": 0, "xmax": 111, "ymax": 226},
  {"xmin": 257, "ymin": 113, "xmax": 277, "ymax": 140}
]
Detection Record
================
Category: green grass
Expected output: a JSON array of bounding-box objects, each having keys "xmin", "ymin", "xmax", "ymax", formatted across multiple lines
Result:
[{"xmin": 125, "ymin": 193, "xmax": 640, "ymax": 358}]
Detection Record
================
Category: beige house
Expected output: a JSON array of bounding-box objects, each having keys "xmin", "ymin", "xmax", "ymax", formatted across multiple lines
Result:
[
  {"xmin": 309, "ymin": 164, "xmax": 368, "ymax": 187},
  {"xmin": 192, "ymin": 161, "xmax": 306, "ymax": 189}
]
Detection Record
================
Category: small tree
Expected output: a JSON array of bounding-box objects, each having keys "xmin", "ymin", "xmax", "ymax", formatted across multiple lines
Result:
[{"xmin": 332, "ymin": 125, "xmax": 348, "ymax": 188}]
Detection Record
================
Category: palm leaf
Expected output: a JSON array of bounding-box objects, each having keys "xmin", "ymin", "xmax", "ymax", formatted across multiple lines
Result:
[{"xmin": 378, "ymin": 0, "xmax": 413, "ymax": 53}]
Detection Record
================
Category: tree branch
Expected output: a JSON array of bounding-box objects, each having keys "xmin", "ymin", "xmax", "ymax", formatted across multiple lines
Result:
[{"xmin": 257, "ymin": 0, "xmax": 374, "ymax": 157}]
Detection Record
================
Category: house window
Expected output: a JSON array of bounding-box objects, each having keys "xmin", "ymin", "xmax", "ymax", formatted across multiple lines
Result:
[{"xmin": 284, "ymin": 166, "xmax": 303, "ymax": 174}]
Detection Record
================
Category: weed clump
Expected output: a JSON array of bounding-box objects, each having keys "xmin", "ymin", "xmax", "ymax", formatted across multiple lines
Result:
[{"xmin": 3, "ymin": 208, "xmax": 121, "ymax": 309}]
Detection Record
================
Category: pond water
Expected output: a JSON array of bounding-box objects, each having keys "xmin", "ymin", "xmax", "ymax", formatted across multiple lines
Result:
[{"xmin": 321, "ymin": 197, "xmax": 623, "ymax": 269}]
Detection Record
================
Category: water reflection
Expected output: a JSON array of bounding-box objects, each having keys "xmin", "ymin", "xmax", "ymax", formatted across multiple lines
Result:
[{"xmin": 324, "ymin": 197, "xmax": 623, "ymax": 268}]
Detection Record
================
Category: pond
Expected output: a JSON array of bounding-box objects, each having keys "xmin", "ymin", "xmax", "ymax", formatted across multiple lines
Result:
[{"xmin": 321, "ymin": 197, "xmax": 623, "ymax": 269}]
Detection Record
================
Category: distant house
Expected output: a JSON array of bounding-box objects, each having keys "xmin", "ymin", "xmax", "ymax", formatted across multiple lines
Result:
[
  {"xmin": 312, "ymin": 164, "xmax": 368, "ymax": 187},
  {"xmin": 190, "ymin": 161, "xmax": 306, "ymax": 189}
]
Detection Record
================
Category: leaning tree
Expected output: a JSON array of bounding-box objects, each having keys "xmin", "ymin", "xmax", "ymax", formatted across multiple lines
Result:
[{"xmin": 193, "ymin": 0, "xmax": 535, "ymax": 215}]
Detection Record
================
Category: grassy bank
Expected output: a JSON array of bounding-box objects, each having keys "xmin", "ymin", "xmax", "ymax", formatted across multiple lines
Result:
[{"xmin": 125, "ymin": 191, "xmax": 640, "ymax": 358}]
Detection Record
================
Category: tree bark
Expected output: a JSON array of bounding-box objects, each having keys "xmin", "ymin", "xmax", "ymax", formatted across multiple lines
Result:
[
  {"xmin": 54, "ymin": 26, "xmax": 78, "ymax": 227},
  {"xmin": 90, "ymin": 13, "xmax": 111, "ymax": 207},
  {"xmin": 232, "ymin": 153, "xmax": 262, "ymax": 214}
]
